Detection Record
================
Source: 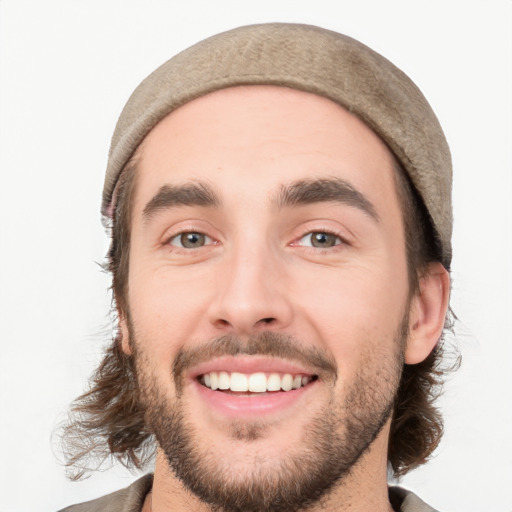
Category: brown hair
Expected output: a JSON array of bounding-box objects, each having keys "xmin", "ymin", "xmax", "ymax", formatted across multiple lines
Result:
[
  {"xmin": 389, "ymin": 163, "xmax": 456, "ymax": 476},
  {"xmin": 61, "ymin": 157, "xmax": 456, "ymax": 480}
]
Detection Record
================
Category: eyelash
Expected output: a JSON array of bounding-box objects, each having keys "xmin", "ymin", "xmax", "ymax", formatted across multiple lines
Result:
[
  {"xmin": 164, "ymin": 228, "xmax": 347, "ymax": 253},
  {"xmin": 293, "ymin": 229, "xmax": 347, "ymax": 252},
  {"xmin": 167, "ymin": 231, "xmax": 216, "ymax": 249}
]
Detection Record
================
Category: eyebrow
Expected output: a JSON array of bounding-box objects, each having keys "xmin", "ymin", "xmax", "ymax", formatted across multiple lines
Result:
[
  {"xmin": 142, "ymin": 177, "xmax": 378, "ymax": 222},
  {"xmin": 142, "ymin": 182, "xmax": 220, "ymax": 220},
  {"xmin": 274, "ymin": 177, "xmax": 379, "ymax": 221}
]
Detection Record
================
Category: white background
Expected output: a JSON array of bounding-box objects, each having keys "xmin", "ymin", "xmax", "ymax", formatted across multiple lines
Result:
[{"xmin": 0, "ymin": 1, "xmax": 511, "ymax": 511}]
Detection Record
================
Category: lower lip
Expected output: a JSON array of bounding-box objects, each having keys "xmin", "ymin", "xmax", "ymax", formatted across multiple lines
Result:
[{"xmin": 192, "ymin": 379, "xmax": 315, "ymax": 418}]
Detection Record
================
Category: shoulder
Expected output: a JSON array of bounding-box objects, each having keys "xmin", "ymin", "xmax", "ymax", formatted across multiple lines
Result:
[
  {"xmin": 58, "ymin": 474, "xmax": 153, "ymax": 512},
  {"xmin": 389, "ymin": 486, "xmax": 440, "ymax": 512}
]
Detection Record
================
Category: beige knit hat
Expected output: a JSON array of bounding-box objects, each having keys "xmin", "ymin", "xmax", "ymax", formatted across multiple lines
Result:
[{"xmin": 103, "ymin": 23, "xmax": 452, "ymax": 267}]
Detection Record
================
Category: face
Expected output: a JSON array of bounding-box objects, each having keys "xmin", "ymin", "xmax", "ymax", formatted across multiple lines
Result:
[{"xmin": 122, "ymin": 86, "xmax": 412, "ymax": 511}]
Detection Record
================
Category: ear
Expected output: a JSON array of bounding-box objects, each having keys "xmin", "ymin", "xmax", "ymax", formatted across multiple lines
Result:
[
  {"xmin": 118, "ymin": 309, "xmax": 132, "ymax": 355},
  {"xmin": 405, "ymin": 262, "xmax": 450, "ymax": 364}
]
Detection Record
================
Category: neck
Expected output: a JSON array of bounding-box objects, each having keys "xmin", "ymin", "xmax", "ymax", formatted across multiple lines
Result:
[{"xmin": 147, "ymin": 422, "xmax": 395, "ymax": 512}]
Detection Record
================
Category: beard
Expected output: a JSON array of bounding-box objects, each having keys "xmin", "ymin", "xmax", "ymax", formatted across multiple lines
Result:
[{"xmin": 130, "ymin": 323, "xmax": 407, "ymax": 512}]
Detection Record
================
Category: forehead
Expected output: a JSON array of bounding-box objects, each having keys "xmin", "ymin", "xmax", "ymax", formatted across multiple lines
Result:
[{"xmin": 133, "ymin": 85, "xmax": 399, "ymax": 211}]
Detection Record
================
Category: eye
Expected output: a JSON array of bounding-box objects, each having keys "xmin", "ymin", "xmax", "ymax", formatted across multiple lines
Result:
[
  {"xmin": 299, "ymin": 231, "xmax": 342, "ymax": 249},
  {"xmin": 169, "ymin": 232, "xmax": 212, "ymax": 249}
]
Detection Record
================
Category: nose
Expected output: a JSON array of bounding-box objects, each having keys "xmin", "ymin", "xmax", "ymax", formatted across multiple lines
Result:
[{"xmin": 207, "ymin": 244, "xmax": 294, "ymax": 335}]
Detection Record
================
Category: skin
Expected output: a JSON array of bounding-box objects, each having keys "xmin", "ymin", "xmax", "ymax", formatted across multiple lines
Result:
[{"xmin": 120, "ymin": 86, "xmax": 450, "ymax": 511}]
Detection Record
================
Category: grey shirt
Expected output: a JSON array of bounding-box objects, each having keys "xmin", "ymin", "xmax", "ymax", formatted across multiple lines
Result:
[{"xmin": 59, "ymin": 474, "xmax": 439, "ymax": 512}]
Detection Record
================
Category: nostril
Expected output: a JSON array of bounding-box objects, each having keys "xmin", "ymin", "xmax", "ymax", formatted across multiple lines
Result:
[
  {"xmin": 260, "ymin": 318, "xmax": 275, "ymax": 324},
  {"xmin": 214, "ymin": 319, "xmax": 231, "ymax": 328}
]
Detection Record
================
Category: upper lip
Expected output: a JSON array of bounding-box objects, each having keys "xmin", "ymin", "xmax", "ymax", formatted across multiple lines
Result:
[{"xmin": 188, "ymin": 356, "xmax": 317, "ymax": 381}]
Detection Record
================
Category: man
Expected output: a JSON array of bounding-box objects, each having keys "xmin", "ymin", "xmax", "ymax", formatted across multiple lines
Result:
[{"xmin": 61, "ymin": 23, "xmax": 453, "ymax": 512}]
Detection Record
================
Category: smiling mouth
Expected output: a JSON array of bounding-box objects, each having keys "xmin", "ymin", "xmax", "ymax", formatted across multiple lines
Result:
[{"xmin": 199, "ymin": 371, "xmax": 318, "ymax": 393}]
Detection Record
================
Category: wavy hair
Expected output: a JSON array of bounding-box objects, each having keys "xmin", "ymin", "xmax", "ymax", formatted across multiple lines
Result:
[{"xmin": 61, "ymin": 156, "xmax": 457, "ymax": 480}]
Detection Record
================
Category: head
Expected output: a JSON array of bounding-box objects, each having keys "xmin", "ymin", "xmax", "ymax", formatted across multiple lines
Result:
[{"xmin": 64, "ymin": 23, "xmax": 454, "ymax": 511}]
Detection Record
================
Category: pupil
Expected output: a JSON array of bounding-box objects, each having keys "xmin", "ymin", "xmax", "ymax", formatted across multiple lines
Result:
[
  {"xmin": 181, "ymin": 233, "xmax": 204, "ymax": 248},
  {"xmin": 313, "ymin": 232, "xmax": 334, "ymax": 247}
]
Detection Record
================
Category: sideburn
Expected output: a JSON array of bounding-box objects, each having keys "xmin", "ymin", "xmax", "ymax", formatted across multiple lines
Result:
[{"xmin": 109, "ymin": 158, "xmax": 139, "ymax": 318}]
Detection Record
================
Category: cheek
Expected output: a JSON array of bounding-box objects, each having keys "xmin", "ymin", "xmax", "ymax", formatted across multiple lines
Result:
[
  {"xmin": 126, "ymin": 261, "xmax": 217, "ymax": 357},
  {"xmin": 290, "ymin": 259, "xmax": 409, "ymax": 361}
]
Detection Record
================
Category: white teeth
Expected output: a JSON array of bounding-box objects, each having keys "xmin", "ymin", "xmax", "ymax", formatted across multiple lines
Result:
[
  {"xmin": 218, "ymin": 371, "xmax": 230, "ymax": 390},
  {"xmin": 210, "ymin": 372, "xmax": 219, "ymax": 390},
  {"xmin": 267, "ymin": 373, "xmax": 281, "ymax": 391},
  {"xmin": 230, "ymin": 372, "xmax": 248, "ymax": 392},
  {"xmin": 248, "ymin": 372, "xmax": 267, "ymax": 392},
  {"xmin": 281, "ymin": 374, "xmax": 293, "ymax": 391},
  {"xmin": 201, "ymin": 371, "xmax": 314, "ymax": 393}
]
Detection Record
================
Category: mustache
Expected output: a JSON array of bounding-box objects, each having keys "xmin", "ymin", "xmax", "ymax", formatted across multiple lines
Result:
[{"xmin": 172, "ymin": 332, "xmax": 338, "ymax": 392}]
